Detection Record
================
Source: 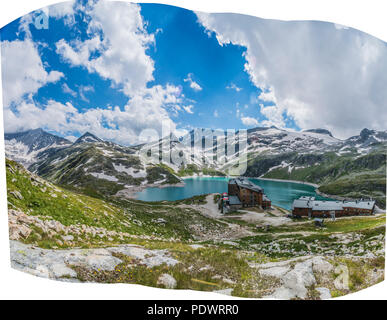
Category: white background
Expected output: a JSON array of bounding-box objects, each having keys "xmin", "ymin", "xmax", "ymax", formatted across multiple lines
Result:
[{"xmin": 0, "ymin": 0, "xmax": 386, "ymax": 300}]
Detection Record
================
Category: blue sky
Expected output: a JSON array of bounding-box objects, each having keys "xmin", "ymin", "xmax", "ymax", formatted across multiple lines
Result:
[
  {"xmin": 1, "ymin": 0, "xmax": 386, "ymax": 144},
  {"xmin": 140, "ymin": 4, "xmax": 266, "ymax": 129}
]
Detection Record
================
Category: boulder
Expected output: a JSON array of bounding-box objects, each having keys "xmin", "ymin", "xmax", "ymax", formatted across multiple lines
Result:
[
  {"xmin": 9, "ymin": 224, "xmax": 22, "ymax": 240},
  {"xmin": 316, "ymin": 287, "xmax": 332, "ymax": 300},
  {"xmin": 50, "ymin": 263, "xmax": 77, "ymax": 278},
  {"xmin": 266, "ymin": 260, "xmax": 316, "ymax": 300},
  {"xmin": 154, "ymin": 218, "xmax": 167, "ymax": 224},
  {"xmin": 157, "ymin": 274, "xmax": 177, "ymax": 289},
  {"xmin": 63, "ymin": 235, "xmax": 74, "ymax": 241},
  {"xmin": 265, "ymin": 287, "xmax": 296, "ymax": 300},
  {"xmin": 333, "ymin": 264, "xmax": 349, "ymax": 290},
  {"xmin": 81, "ymin": 252, "xmax": 122, "ymax": 271},
  {"xmin": 259, "ymin": 266, "xmax": 290, "ymax": 278},
  {"xmin": 10, "ymin": 191, "xmax": 23, "ymax": 200},
  {"xmin": 311, "ymin": 257, "xmax": 333, "ymax": 274},
  {"xmin": 9, "ymin": 223, "xmax": 32, "ymax": 240}
]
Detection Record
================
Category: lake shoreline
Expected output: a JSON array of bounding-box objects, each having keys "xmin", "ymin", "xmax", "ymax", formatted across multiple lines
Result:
[
  {"xmin": 127, "ymin": 176, "xmax": 326, "ymax": 210},
  {"xmin": 315, "ymin": 189, "xmax": 356, "ymax": 201},
  {"xmin": 181, "ymin": 175, "xmax": 320, "ymax": 189},
  {"xmin": 115, "ymin": 181, "xmax": 185, "ymax": 200},
  {"xmin": 251, "ymin": 177, "xmax": 320, "ymax": 188},
  {"xmin": 181, "ymin": 175, "xmax": 227, "ymax": 179}
]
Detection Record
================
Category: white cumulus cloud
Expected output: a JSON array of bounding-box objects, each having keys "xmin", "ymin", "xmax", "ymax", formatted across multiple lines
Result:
[
  {"xmin": 49, "ymin": 0, "xmax": 76, "ymax": 25},
  {"xmin": 183, "ymin": 105, "xmax": 194, "ymax": 114},
  {"xmin": 196, "ymin": 12, "xmax": 387, "ymax": 138},
  {"xmin": 4, "ymin": 84, "xmax": 183, "ymax": 146},
  {"xmin": 2, "ymin": 1, "xmax": 191, "ymax": 146},
  {"xmin": 55, "ymin": 1, "xmax": 155, "ymax": 98},
  {"xmin": 241, "ymin": 116, "xmax": 258, "ymax": 126},
  {"xmin": 258, "ymin": 87, "xmax": 277, "ymax": 104},
  {"xmin": 226, "ymin": 83, "xmax": 242, "ymax": 92},
  {"xmin": 184, "ymin": 73, "xmax": 202, "ymax": 91},
  {"xmin": 62, "ymin": 83, "xmax": 77, "ymax": 97},
  {"xmin": 1, "ymin": 39, "xmax": 63, "ymax": 107}
]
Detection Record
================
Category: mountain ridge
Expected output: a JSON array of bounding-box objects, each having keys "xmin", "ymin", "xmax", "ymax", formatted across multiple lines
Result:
[
  {"xmin": 5, "ymin": 128, "xmax": 71, "ymax": 167},
  {"xmin": 74, "ymin": 132, "xmax": 103, "ymax": 144}
]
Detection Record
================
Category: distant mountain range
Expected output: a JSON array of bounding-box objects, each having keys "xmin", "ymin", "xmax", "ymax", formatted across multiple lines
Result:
[{"xmin": 4, "ymin": 126, "xmax": 387, "ymax": 207}]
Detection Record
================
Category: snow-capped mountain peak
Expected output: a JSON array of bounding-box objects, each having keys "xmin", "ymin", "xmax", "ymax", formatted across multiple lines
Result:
[
  {"xmin": 74, "ymin": 132, "xmax": 102, "ymax": 144},
  {"xmin": 345, "ymin": 128, "xmax": 387, "ymax": 149},
  {"xmin": 303, "ymin": 128, "xmax": 334, "ymax": 138}
]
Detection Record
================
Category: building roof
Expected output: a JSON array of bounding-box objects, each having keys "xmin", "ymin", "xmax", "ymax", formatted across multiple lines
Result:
[
  {"xmin": 342, "ymin": 200, "xmax": 375, "ymax": 210},
  {"xmin": 233, "ymin": 177, "xmax": 263, "ymax": 193},
  {"xmin": 292, "ymin": 197, "xmax": 376, "ymax": 212},
  {"xmin": 312, "ymin": 201, "xmax": 343, "ymax": 211},
  {"xmin": 229, "ymin": 195, "xmax": 242, "ymax": 205},
  {"xmin": 292, "ymin": 199, "xmax": 313, "ymax": 209}
]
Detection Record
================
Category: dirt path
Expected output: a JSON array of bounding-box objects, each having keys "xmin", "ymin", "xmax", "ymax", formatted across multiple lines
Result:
[
  {"xmin": 226, "ymin": 211, "xmax": 291, "ymax": 226},
  {"xmin": 194, "ymin": 194, "xmax": 223, "ymax": 219},
  {"xmin": 180, "ymin": 195, "xmax": 256, "ymax": 239},
  {"xmin": 186, "ymin": 194, "xmax": 297, "ymax": 230}
]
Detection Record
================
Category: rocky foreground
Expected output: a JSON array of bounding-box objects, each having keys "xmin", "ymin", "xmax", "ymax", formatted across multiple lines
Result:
[{"xmin": 10, "ymin": 239, "xmax": 384, "ymax": 299}]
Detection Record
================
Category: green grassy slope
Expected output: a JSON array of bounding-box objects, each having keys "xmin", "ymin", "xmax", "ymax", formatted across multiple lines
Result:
[
  {"xmin": 246, "ymin": 150, "xmax": 386, "ymax": 208},
  {"xmin": 177, "ymin": 164, "xmax": 226, "ymax": 177},
  {"xmin": 6, "ymin": 159, "xmax": 226, "ymax": 248},
  {"xmin": 30, "ymin": 144, "xmax": 180, "ymax": 198}
]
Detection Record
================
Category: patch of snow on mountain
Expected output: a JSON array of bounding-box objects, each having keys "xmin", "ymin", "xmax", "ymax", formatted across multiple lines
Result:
[
  {"xmin": 89, "ymin": 172, "xmax": 119, "ymax": 182},
  {"xmin": 5, "ymin": 139, "xmax": 64, "ymax": 167},
  {"xmin": 266, "ymin": 161, "xmax": 290, "ymax": 174},
  {"xmin": 357, "ymin": 147, "xmax": 372, "ymax": 155},
  {"xmin": 113, "ymin": 164, "xmax": 147, "ymax": 178},
  {"xmin": 97, "ymin": 147, "xmax": 115, "ymax": 157},
  {"xmin": 300, "ymin": 131, "xmax": 340, "ymax": 144},
  {"xmin": 5, "ymin": 139, "xmax": 31, "ymax": 165},
  {"xmin": 153, "ymin": 174, "xmax": 167, "ymax": 184},
  {"xmin": 51, "ymin": 155, "xmax": 70, "ymax": 165}
]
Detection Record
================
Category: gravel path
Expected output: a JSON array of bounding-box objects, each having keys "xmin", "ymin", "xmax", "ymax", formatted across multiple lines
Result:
[{"xmin": 195, "ymin": 194, "xmax": 223, "ymax": 219}]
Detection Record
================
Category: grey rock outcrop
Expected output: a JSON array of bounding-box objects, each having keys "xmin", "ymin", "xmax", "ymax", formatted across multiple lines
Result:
[
  {"xmin": 10, "ymin": 241, "xmax": 179, "ymax": 281},
  {"xmin": 157, "ymin": 274, "xmax": 177, "ymax": 289}
]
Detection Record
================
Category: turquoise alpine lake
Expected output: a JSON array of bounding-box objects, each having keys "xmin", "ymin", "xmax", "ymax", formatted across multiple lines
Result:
[{"xmin": 135, "ymin": 177, "xmax": 332, "ymax": 210}]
